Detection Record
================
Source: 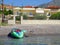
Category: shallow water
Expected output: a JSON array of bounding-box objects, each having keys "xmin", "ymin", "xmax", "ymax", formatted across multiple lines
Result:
[{"xmin": 0, "ymin": 35, "xmax": 60, "ymax": 45}]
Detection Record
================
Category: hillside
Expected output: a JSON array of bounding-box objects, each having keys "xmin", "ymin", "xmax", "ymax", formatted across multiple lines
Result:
[{"xmin": 38, "ymin": 0, "xmax": 60, "ymax": 8}]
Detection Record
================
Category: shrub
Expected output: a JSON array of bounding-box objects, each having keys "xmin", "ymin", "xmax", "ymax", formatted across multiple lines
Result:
[
  {"xmin": 16, "ymin": 16, "xmax": 20, "ymax": 21},
  {"xmin": 0, "ymin": 10, "xmax": 2, "ymax": 14},
  {"xmin": 34, "ymin": 14, "xmax": 47, "ymax": 20},
  {"xmin": 49, "ymin": 12, "xmax": 60, "ymax": 20},
  {"xmin": 23, "ymin": 15, "xmax": 28, "ymax": 19}
]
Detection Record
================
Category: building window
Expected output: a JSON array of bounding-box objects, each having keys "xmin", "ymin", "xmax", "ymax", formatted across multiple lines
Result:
[
  {"xmin": 29, "ymin": 12, "xmax": 33, "ymax": 15},
  {"xmin": 17, "ymin": 11, "xmax": 20, "ymax": 15}
]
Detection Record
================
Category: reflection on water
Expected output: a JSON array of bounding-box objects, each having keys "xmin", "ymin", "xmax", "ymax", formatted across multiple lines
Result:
[{"xmin": 0, "ymin": 35, "xmax": 60, "ymax": 45}]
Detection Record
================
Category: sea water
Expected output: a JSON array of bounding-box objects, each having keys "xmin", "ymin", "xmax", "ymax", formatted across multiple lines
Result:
[{"xmin": 0, "ymin": 35, "xmax": 60, "ymax": 45}]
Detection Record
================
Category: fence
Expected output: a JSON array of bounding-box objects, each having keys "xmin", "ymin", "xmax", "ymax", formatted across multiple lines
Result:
[{"xmin": 21, "ymin": 16, "xmax": 60, "ymax": 24}]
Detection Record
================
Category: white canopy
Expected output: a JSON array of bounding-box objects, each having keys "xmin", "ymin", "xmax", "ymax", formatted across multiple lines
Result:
[
  {"xmin": 36, "ymin": 8, "xmax": 44, "ymax": 13},
  {"xmin": 14, "ymin": 7, "xmax": 22, "ymax": 10}
]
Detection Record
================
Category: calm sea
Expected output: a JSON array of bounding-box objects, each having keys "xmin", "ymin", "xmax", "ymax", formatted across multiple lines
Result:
[{"xmin": 0, "ymin": 35, "xmax": 60, "ymax": 45}]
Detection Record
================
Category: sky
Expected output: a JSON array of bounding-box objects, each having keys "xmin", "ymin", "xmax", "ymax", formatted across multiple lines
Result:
[{"xmin": 1, "ymin": 0, "xmax": 52, "ymax": 6}]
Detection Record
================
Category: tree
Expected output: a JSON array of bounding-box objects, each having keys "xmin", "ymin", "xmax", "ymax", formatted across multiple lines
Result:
[
  {"xmin": 8, "ymin": 10, "xmax": 13, "ymax": 14},
  {"xmin": 4, "ymin": 7, "xmax": 8, "ymax": 15},
  {"xmin": 3, "ymin": 8, "xmax": 13, "ymax": 15}
]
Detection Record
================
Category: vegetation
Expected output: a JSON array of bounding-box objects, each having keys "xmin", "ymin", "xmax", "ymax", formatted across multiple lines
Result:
[
  {"xmin": 8, "ymin": 10, "xmax": 13, "ymax": 15},
  {"xmin": 16, "ymin": 13, "xmax": 23, "ymax": 21},
  {"xmin": 0, "ymin": 10, "xmax": 2, "ymax": 14},
  {"xmin": 34, "ymin": 14, "xmax": 47, "ymax": 20},
  {"xmin": 16, "ymin": 13, "xmax": 47, "ymax": 20},
  {"xmin": 0, "ymin": 7, "xmax": 13, "ymax": 15},
  {"xmin": 16, "ymin": 16, "xmax": 20, "ymax": 21},
  {"xmin": 9, "ymin": 16, "xmax": 13, "ymax": 20},
  {"xmin": 4, "ymin": 8, "xmax": 9, "ymax": 15},
  {"xmin": 49, "ymin": 12, "xmax": 60, "ymax": 20},
  {"xmin": 23, "ymin": 15, "xmax": 28, "ymax": 19},
  {"xmin": 0, "ymin": 22, "xmax": 8, "ymax": 26}
]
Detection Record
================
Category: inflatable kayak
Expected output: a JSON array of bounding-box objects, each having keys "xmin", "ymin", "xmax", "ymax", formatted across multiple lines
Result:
[{"xmin": 8, "ymin": 28, "xmax": 27, "ymax": 39}]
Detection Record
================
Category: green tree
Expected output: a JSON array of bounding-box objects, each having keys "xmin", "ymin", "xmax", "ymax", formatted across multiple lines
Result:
[
  {"xmin": 4, "ymin": 7, "xmax": 8, "ymax": 15},
  {"xmin": 8, "ymin": 10, "xmax": 13, "ymax": 14}
]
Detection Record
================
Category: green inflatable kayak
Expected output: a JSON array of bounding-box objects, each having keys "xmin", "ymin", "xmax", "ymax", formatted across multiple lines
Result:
[{"xmin": 9, "ymin": 28, "xmax": 27, "ymax": 39}]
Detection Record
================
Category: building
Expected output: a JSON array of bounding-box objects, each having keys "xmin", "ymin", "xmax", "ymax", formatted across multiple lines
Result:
[
  {"xmin": 0, "ymin": 4, "xmax": 16, "ymax": 10},
  {"xmin": 46, "ymin": 6, "xmax": 60, "ymax": 14},
  {"xmin": 13, "ymin": 6, "xmax": 46, "ymax": 19},
  {"xmin": 36, "ymin": 8, "xmax": 44, "ymax": 15}
]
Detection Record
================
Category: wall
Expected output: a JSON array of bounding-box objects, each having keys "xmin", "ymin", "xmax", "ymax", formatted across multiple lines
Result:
[
  {"xmin": 8, "ymin": 20, "xmax": 15, "ymax": 24},
  {"xmin": 21, "ymin": 20, "xmax": 60, "ymax": 24}
]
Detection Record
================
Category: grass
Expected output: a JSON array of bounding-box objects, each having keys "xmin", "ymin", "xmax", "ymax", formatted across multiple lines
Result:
[{"xmin": 0, "ymin": 22, "xmax": 8, "ymax": 26}]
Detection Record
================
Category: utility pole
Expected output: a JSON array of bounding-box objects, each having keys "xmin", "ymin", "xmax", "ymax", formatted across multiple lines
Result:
[
  {"xmin": 1, "ymin": 0, "xmax": 5, "ymax": 23},
  {"xmin": 12, "ymin": 3, "xmax": 13, "ymax": 15}
]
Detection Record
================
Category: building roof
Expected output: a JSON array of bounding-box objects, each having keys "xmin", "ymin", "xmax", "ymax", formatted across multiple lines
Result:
[
  {"xmin": 23, "ymin": 6, "xmax": 33, "ymax": 8},
  {"xmin": 0, "ymin": 4, "xmax": 16, "ymax": 9},
  {"xmin": 46, "ymin": 6, "xmax": 60, "ymax": 9}
]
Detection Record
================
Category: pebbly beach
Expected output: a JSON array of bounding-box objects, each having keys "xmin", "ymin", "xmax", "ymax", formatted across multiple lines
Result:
[{"xmin": 0, "ymin": 24, "xmax": 60, "ymax": 36}]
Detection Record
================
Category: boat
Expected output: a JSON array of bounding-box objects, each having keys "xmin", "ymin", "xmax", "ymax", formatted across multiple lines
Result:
[{"xmin": 8, "ymin": 28, "xmax": 27, "ymax": 39}]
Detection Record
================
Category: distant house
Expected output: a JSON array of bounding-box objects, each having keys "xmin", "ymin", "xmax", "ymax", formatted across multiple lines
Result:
[
  {"xmin": 13, "ymin": 7, "xmax": 21, "ymax": 15},
  {"xmin": 13, "ymin": 6, "xmax": 46, "ymax": 19},
  {"xmin": 36, "ymin": 8, "xmax": 44, "ymax": 15},
  {"xmin": 46, "ymin": 6, "xmax": 60, "ymax": 14},
  {"xmin": 13, "ymin": 5, "xmax": 60, "ymax": 20},
  {"xmin": 0, "ymin": 4, "xmax": 16, "ymax": 10}
]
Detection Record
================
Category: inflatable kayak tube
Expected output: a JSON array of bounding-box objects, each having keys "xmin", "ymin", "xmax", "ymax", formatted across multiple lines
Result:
[
  {"xmin": 8, "ymin": 28, "xmax": 27, "ymax": 39},
  {"xmin": 10, "ymin": 31, "xmax": 24, "ymax": 39}
]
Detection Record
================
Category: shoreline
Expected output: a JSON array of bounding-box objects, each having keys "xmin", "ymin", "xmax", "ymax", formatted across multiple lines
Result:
[
  {"xmin": 0, "ymin": 24, "xmax": 60, "ymax": 36},
  {"xmin": 0, "ymin": 34, "xmax": 60, "ymax": 37}
]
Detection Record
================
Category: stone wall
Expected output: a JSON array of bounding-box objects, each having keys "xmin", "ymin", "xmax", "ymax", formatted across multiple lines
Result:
[
  {"xmin": 21, "ymin": 20, "xmax": 60, "ymax": 24},
  {"xmin": 8, "ymin": 20, "xmax": 15, "ymax": 24}
]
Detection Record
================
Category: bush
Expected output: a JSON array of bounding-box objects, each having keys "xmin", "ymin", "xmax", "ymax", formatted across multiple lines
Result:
[
  {"xmin": 16, "ymin": 14, "xmax": 28, "ymax": 20},
  {"xmin": 0, "ymin": 10, "xmax": 2, "ymax": 14},
  {"xmin": 23, "ymin": 15, "xmax": 28, "ymax": 19},
  {"xmin": 34, "ymin": 14, "xmax": 47, "ymax": 20},
  {"xmin": 49, "ymin": 12, "xmax": 60, "ymax": 20},
  {"xmin": 16, "ymin": 16, "xmax": 21, "ymax": 21}
]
